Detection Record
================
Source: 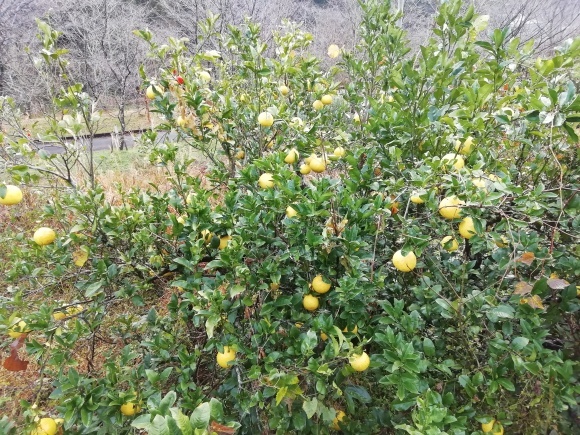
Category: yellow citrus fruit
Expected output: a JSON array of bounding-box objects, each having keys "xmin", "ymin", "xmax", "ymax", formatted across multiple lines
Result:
[
  {"xmin": 321, "ymin": 94, "xmax": 333, "ymax": 105},
  {"xmin": 303, "ymin": 294, "xmax": 319, "ymax": 311},
  {"xmin": 33, "ymin": 227, "xmax": 56, "ymax": 246},
  {"xmin": 120, "ymin": 402, "xmax": 141, "ymax": 416},
  {"xmin": 331, "ymin": 410, "xmax": 345, "ymax": 430},
  {"xmin": 440, "ymin": 236, "xmax": 459, "ymax": 252},
  {"xmin": 455, "ymin": 136, "xmax": 474, "ymax": 155},
  {"xmin": 177, "ymin": 215, "xmax": 186, "ymax": 225},
  {"xmin": 219, "ymin": 235, "xmax": 232, "ymax": 250},
  {"xmin": 258, "ymin": 112, "xmax": 274, "ymax": 127},
  {"xmin": 270, "ymin": 282, "xmax": 280, "ymax": 291},
  {"xmin": 299, "ymin": 164, "xmax": 311, "ymax": 175},
  {"xmin": 67, "ymin": 304, "xmax": 84, "ymax": 315},
  {"xmin": 333, "ymin": 146, "xmax": 345, "ymax": 158},
  {"xmin": 146, "ymin": 84, "xmax": 163, "ymax": 99},
  {"xmin": 235, "ymin": 150, "xmax": 245, "ymax": 160},
  {"xmin": 320, "ymin": 332, "xmax": 328, "ymax": 341},
  {"xmin": 350, "ymin": 352, "xmax": 370, "ymax": 372},
  {"xmin": 438, "ymin": 196, "xmax": 464, "ymax": 219},
  {"xmin": 442, "ymin": 153, "xmax": 465, "ymax": 170},
  {"xmin": 217, "ymin": 346, "xmax": 236, "ymax": 368},
  {"xmin": 0, "ymin": 185, "xmax": 23, "ymax": 205},
  {"xmin": 353, "ymin": 113, "xmax": 361, "ymax": 123},
  {"xmin": 286, "ymin": 206, "xmax": 298, "ymax": 218},
  {"xmin": 36, "ymin": 417, "xmax": 57, "ymax": 435},
  {"xmin": 392, "ymin": 250, "xmax": 417, "ymax": 272},
  {"xmin": 458, "ymin": 216, "xmax": 476, "ymax": 239},
  {"xmin": 198, "ymin": 71, "xmax": 211, "ymax": 82},
  {"xmin": 488, "ymin": 173, "xmax": 500, "ymax": 182},
  {"xmin": 279, "ymin": 85, "xmax": 290, "ymax": 96},
  {"xmin": 472, "ymin": 177, "xmax": 487, "ymax": 189},
  {"xmin": 311, "ymin": 275, "xmax": 331, "ymax": 294},
  {"xmin": 313, "ymin": 100, "xmax": 324, "ymax": 110},
  {"xmin": 309, "ymin": 157, "xmax": 326, "ymax": 173},
  {"xmin": 327, "ymin": 44, "xmax": 340, "ymax": 58},
  {"xmin": 258, "ymin": 173, "xmax": 274, "ymax": 189},
  {"xmin": 284, "ymin": 148, "xmax": 299, "ymax": 164},
  {"xmin": 481, "ymin": 419, "xmax": 501, "ymax": 433},
  {"xmin": 410, "ymin": 192, "xmax": 425, "ymax": 204}
]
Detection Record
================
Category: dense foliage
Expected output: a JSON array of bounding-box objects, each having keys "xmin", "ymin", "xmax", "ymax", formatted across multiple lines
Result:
[{"xmin": 1, "ymin": 1, "xmax": 579, "ymax": 434}]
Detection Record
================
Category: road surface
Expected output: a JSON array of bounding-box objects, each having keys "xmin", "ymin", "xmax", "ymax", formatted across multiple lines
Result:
[{"xmin": 36, "ymin": 132, "xmax": 139, "ymax": 154}]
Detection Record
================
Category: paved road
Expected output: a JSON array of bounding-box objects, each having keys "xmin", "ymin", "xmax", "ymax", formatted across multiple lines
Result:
[{"xmin": 36, "ymin": 132, "xmax": 139, "ymax": 154}]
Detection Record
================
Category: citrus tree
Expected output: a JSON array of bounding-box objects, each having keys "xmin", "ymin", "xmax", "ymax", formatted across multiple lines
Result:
[{"xmin": 1, "ymin": 0, "xmax": 579, "ymax": 434}]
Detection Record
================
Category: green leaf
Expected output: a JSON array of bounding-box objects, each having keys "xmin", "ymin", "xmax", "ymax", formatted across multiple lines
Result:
[
  {"xmin": 511, "ymin": 337, "xmax": 529, "ymax": 351},
  {"xmin": 171, "ymin": 408, "xmax": 193, "ymax": 435},
  {"xmin": 344, "ymin": 385, "xmax": 372, "ymax": 404},
  {"xmin": 209, "ymin": 398, "xmax": 224, "ymax": 421},
  {"xmin": 190, "ymin": 402, "xmax": 211, "ymax": 429},
  {"xmin": 276, "ymin": 386, "xmax": 288, "ymax": 406},
  {"xmin": 292, "ymin": 411, "xmax": 307, "ymax": 430},
  {"xmin": 423, "ymin": 338, "xmax": 435, "ymax": 357},
  {"xmin": 205, "ymin": 314, "xmax": 220, "ymax": 339},
  {"xmin": 497, "ymin": 378, "xmax": 515, "ymax": 391},
  {"xmin": 302, "ymin": 398, "xmax": 318, "ymax": 419}
]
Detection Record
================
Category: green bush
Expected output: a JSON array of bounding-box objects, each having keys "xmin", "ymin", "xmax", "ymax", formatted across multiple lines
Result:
[{"xmin": 1, "ymin": 1, "xmax": 579, "ymax": 434}]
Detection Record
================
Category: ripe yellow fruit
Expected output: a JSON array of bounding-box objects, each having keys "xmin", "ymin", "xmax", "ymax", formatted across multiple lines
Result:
[
  {"xmin": 438, "ymin": 196, "xmax": 464, "ymax": 219},
  {"xmin": 258, "ymin": 112, "xmax": 274, "ymax": 127},
  {"xmin": 177, "ymin": 215, "xmax": 186, "ymax": 225},
  {"xmin": 67, "ymin": 305, "xmax": 84, "ymax": 315},
  {"xmin": 35, "ymin": 417, "xmax": 57, "ymax": 435},
  {"xmin": 455, "ymin": 136, "xmax": 474, "ymax": 155},
  {"xmin": 219, "ymin": 235, "xmax": 232, "ymax": 250},
  {"xmin": 286, "ymin": 206, "xmax": 298, "ymax": 218},
  {"xmin": 284, "ymin": 148, "xmax": 299, "ymax": 164},
  {"xmin": 442, "ymin": 153, "xmax": 465, "ymax": 170},
  {"xmin": 313, "ymin": 100, "xmax": 324, "ymax": 110},
  {"xmin": 320, "ymin": 332, "xmax": 328, "ymax": 341},
  {"xmin": 481, "ymin": 419, "xmax": 505, "ymax": 433},
  {"xmin": 410, "ymin": 192, "xmax": 425, "ymax": 204},
  {"xmin": 0, "ymin": 185, "xmax": 23, "ymax": 205},
  {"xmin": 472, "ymin": 177, "xmax": 487, "ymax": 189},
  {"xmin": 392, "ymin": 250, "xmax": 417, "ymax": 272},
  {"xmin": 309, "ymin": 157, "xmax": 326, "ymax": 173},
  {"xmin": 331, "ymin": 410, "xmax": 345, "ymax": 430},
  {"xmin": 120, "ymin": 402, "xmax": 141, "ymax": 416},
  {"xmin": 279, "ymin": 85, "xmax": 290, "ymax": 96},
  {"xmin": 235, "ymin": 150, "xmax": 245, "ymax": 160},
  {"xmin": 216, "ymin": 346, "xmax": 236, "ymax": 368},
  {"xmin": 458, "ymin": 217, "xmax": 476, "ymax": 239},
  {"xmin": 333, "ymin": 146, "xmax": 345, "ymax": 158},
  {"xmin": 353, "ymin": 113, "xmax": 361, "ymax": 123},
  {"xmin": 299, "ymin": 164, "xmax": 311, "ymax": 175},
  {"xmin": 33, "ymin": 227, "xmax": 56, "ymax": 246},
  {"xmin": 312, "ymin": 275, "xmax": 331, "ymax": 294},
  {"xmin": 327, "ymin": 44, "xmax": 340, "ymax": 59},
  {"xmin": 350, "ymin": 352, "xmax": 370, "ymax": 372},
  {"xmin": 258, "ymin": 173, "xmax": 274, "ymax": 189},
  {"xmin": 303, "ymin": 294, "xmax": 319, "ymax": 311},
  {"xmin": 270, "ymin": 282, "xmax": 280, "ymax": 291},
  {"xmin": 440, "ymin": 236, "xmax": 459, "ymax": 252},
  {"xmin": 145, "ymin": 84, "xmax": 163, "ymax": 99},
  {"xmin": 198, "ymin": 71, "xmax": 211, "ymax": 82},
  {"xmin": 321, "ymin": 94, "xmax": 333, "ymax": 105}
]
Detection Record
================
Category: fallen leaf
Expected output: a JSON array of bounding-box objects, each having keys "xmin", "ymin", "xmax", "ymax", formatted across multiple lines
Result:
[
  {"xmin": 2, "ymin": 334, "xmax": 29, "ymax": 371},
  {"xmin": 209, "ymin": 422, "xmax": 236, "ymax": 435},
  {"xmin": 517, "ymin": 252, "xmax": 535, "ymax": 266},
  {"xmin": 547, "ymin": 278, "xmax": 569, "ymax": 290},
  {"xmin": 514, "ymin": 281, "xmax": 533, "ymax": 295}
]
